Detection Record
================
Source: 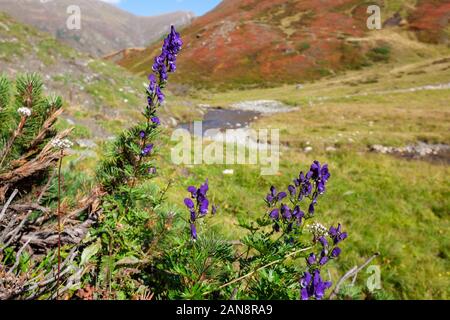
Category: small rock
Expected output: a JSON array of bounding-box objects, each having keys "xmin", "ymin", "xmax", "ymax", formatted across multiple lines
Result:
[
  {"xmin": 304, "ymin": 146, "xmax": 313, "ymax": 153},
  {"xmin": 223, "ymin": 169, "xmax": 234, "ymax": 175},
  {"xmin": 76, "ymin": 139, "xmax": 97, "ymax": 149}
]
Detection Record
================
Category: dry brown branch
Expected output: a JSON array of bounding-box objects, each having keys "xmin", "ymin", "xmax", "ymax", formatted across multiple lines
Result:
[
  {"xmin": 329, "ymin": 252, "xmax": 380, "ymax": 299},
  {"xmin": 23, "ymin": 108, "xmax": 64, "ymax": 159},
  {"xmin": 0, "ymin": 188, "xmax": 18, "ymax": 223}
]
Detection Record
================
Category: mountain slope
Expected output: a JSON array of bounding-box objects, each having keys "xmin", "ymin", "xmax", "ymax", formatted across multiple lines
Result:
[
  {"xmin": 117, "ymin": 0, "xmax": 449, "ymax": 89},
  {"xmin": 0, "ymin": 0, "xmax": 194, "ymax": 56},
  {"xmin": 0, "ymin": 12, "xmax": 199, "ymax": 142}
]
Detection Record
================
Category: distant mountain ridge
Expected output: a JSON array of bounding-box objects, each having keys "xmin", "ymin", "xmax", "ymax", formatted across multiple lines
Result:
[{"xmin": 0, "ymin": 0, "xmax": 195, "ymax": 56}]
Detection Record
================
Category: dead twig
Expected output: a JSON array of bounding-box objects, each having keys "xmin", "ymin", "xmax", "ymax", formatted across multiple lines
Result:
[
  {"xmin": 7, "ymin": 239, "xmax": 31, "ymax": 275},
  {"xmin": 329, "ymin": 252, "xmax": 380, "ymax": 299},
  {"xmin": 0, "ymin": 188, "xmax": 18, "ymax": 223}
]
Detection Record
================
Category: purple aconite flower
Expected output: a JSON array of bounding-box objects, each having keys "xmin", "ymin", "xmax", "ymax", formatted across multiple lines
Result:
[
  {"xmin": 292, "ymin": 205, "xmax": 304, "ymax": 225},
  {"xmin": 288, "ymin": 185, "xmax": 296, "ymax": 196},
  {"xmin": 300, "ymin": 270, "xmax": 332, "ymax": 300},
  {"xmin": 184, "ymin": 198, "xmax": 194, "ymax": 209},
  {"xmin": 152, "ymin": 26, "xmax": 182, "ymax": 85},
  {"xmin": 319, "ymin": 250, "xmax": 329, "ymax": 265},
  {"xmin": 151, "ymin": 117, "xmax": 160, "ymax": 125},
  {"xmin": 139, "ymin": 130, "xmax": 146, "ymax": 139},
  {"xmin": 141, "ymin": 144, "xmax": 154, "ymax": 156},
  {"xmin": 329, "ymin": 223, "xmax": 348, "ymax": 245},
  {"xmin": 145, "ymin": 26, "xmax": 182, "ymax": 118},
  {"xmin": 307, "ymin": 253, "xmax": 316, "ymax": 266},
  {"xmin": 330, "ymin": 247, "xmax": 341, "ymax": 258},
  {"xmin": 187, "ymin": 186, "xmax": 197, "ymax": 197},
  {"xmin": 266, "ymin": 186, "xmax": 288, "ymax": 206},
  {"xmin": 318, "ymin": 236, "xmax": 329, "ymax": 248},
  {"xmin": 199, "ymin": 198, "xmax": 209, "ymax": 216},
  {"xmin": 184, "ymin": 179, "xmax": 215, "ymax": 240},
  {"xmin": 281, "ymin": 204, "xmax": 292, "ymax": 220},
  {"xmin": 269, "ymin": 208, "xmax": 279, "ymax": 220},
  {"xmin": 190, "ymin": 223, "xmax": 197, "ymax": 240}
]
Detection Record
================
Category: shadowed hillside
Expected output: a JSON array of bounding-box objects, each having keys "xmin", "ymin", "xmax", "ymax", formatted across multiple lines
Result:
[{"xmin": 0, "ymin": 0, "xmax": 194, "ymax": 56}]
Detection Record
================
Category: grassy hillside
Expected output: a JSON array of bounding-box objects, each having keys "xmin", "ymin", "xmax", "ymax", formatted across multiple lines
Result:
[
  {"xmin": 0, "ymin": 12, "xmax": 200, "ymax": 146},
  {"xmin": 117, "ymin": 0, "xmax": 449, "ymax": 89}
]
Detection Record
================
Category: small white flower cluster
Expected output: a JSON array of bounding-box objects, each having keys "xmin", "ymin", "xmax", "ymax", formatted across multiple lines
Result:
[
  {"xmin": 17, "ymin": 107, "xmax": 32, "ymax": 117},
  {"xmin": 51, "ymin": 138, "xmax": 73, "ymax": 150},
  {"xmin": 306, "ymin": 222, "xmax": 328, "ymax": 237}
]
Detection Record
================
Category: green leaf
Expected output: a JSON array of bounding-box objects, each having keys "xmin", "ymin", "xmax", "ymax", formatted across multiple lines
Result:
[{"xmin": 80, "ymin": 240, "xmax": 101, "ymax": 266}]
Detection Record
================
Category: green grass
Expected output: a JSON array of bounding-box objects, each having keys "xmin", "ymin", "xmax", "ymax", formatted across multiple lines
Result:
[{"xmin": 152, "ymin": 52, "xmax": 450, "ymax": 299}]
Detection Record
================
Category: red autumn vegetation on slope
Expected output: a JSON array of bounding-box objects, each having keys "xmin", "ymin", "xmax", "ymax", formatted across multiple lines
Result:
[{"xmin": 116, "ymin": 0, "xmax": 449, "ymax": 89}]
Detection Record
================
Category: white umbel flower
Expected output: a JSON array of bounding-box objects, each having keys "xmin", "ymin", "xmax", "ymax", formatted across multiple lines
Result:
[
  {"xmin": 306, "ymin": 222, "xmax": 328, "ymax": 237},
  {"xmin": 51, "ymin": 138, "xmax": 73, "ymax": 150},
  {"xmin": 17, "ymin": 107, "xmax": 32, "ymax": 117}
]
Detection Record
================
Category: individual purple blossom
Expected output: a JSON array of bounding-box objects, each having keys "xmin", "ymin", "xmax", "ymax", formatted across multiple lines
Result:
[
  {"xmin": 190, "ymin": 224, "xmax": 197, "ymax": 240},
  {"xmin": 319, "ymin": 250, "xmax": 329, "ymax": 265},
  {"xmin": 155, "ymin": 85, "xmax": 165, "ymax": 104},
  {"xmin": 292, "ymin": 205, "xmax": 304, "ymax": 225},
  {"xmin": 281, "ymin": 204, "xmax": 292, "ymax": 220},
  {"xmin": 151, "ymin": 117, "xmax": 160, "ymax": 125},
  {"xmin": 187, "ymin": 186, "xmax": 197, "ymax": 197},
  {"xmin": 330, "ymin": 247, "xmax": 341, "ymax": 258},
  {"xmin": 148, "ymin": 167, "xmax": 157, "ymax": 174},
  {"xmin": 266, "ymin": 186, "xmax": 287, "ymax": 205},
  {"xmin": 277, "ymin": 192, "xmax": 287, "ymax": 201},
  {"xmin": 307, "ymin": 253, "xmax": 316, "ymax": 266},
  {"xmin": 318, "ymin": 236, "xmax": 328, "ymax": 248},
  {"xmin": 184, "ymin": 198, "xmax": 194, "ymax": 210},
  {"xmin": 199, "ymin": 198, "xmax": 209, "ymax": 216},
  {"xmin": 329, "ymin": 223, "xmax": 348, "ymax": 245},
  {"xmin": 141, "ymin": 144, "xmax": 154, "ymax": 156},
  {"xmin": 139, "ymin": 130, "xmax": 146, "ymax": 139},
  {"xmin": 269, "ymin": 208, "xmax": 279, "ymax": 220},
  {"xmin": 288, "ymin": 185, "xmax": 296, "ymax": 196}
]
